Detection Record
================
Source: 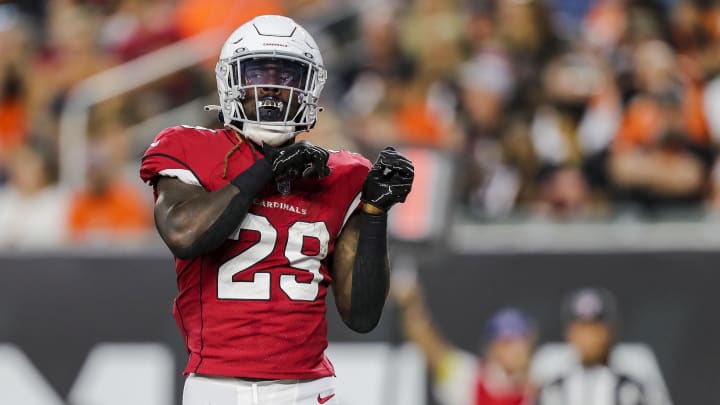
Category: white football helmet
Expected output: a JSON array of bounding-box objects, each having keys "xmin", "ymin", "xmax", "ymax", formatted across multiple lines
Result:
[{"xmin": 214, "ymin": 15, "xmax": 327, "ymax": 146}]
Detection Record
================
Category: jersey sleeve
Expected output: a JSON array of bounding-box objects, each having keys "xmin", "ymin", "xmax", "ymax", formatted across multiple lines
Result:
[{"xmin": 139, "ymin": 126, "xmax": 203, "ymax": 187}]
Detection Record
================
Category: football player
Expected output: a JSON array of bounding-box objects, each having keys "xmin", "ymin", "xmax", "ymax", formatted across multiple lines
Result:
[{"xmin": 139, "ymin": 15, "xmax": 414, "ymax": 405}]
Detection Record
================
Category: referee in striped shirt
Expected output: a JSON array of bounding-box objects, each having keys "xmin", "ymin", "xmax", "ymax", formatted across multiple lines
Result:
[{"xmin": 537, "ymin": 288, "xmax": 647, "ymax": 405}]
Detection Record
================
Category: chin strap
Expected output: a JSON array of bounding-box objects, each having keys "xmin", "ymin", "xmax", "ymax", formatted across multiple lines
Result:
[
  {"xmin": 204, "ymin": 104, "xmax": 295, "ymax": 143},
  {"xmin": 242, "ymin": 122, "xmax": 297, "ymax": 146}
]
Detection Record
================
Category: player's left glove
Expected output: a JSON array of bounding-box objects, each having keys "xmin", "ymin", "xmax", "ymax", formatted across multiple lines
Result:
[
  {"xmin": 361, "ymin": 147, "xmax": 414, "ymax": 211},
  {"xmin": 262, "ymin": 140, "xmax": 331, "ymax": 179}
]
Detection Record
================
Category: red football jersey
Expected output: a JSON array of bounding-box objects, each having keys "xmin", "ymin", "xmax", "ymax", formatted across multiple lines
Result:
[{"xmin": 140, "ymin": 125, "xmax": 371, "ymax": 379}]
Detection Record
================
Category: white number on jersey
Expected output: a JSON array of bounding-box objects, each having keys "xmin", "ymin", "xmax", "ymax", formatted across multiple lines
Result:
[
  {"xmin": 218, "ymin": 214, "xmax": 330, "ymax": 301},
  {"xmin": 218, "ymin": 214, "xmax": 275, "ymax": 300},
  {"xmin": 281, "ymin": 221, "xmax": 330, "ymax": 301}
]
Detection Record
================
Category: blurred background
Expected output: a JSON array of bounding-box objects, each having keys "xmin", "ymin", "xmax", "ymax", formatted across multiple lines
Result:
[{"xmin": 0, "ymin": 0, "xmax": 719, "ymax": 404}]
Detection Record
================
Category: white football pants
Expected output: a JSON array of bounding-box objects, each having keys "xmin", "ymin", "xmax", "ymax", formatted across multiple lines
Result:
[{"xmin": 183, "ymin": 374, "xmax": 339, "ymax": 405}]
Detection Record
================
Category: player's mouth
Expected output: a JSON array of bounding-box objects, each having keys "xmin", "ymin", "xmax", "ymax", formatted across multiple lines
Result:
[{"xmin": 258, "ymin": 98, "xmax": 285, "ymax": 121}]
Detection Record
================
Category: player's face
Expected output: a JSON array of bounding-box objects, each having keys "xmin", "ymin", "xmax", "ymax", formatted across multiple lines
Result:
[
  {"xmin": 241, "ymin": 59, "xmax": 306, "ymax": 123},
  {"xmin": 566, "ymin": 321, "xmax": 612, "ymax": 365}
]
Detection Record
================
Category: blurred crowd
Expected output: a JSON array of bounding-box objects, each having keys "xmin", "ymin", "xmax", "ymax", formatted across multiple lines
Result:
[
  {"xmin": 331, "ymin": 0, "xmax": 720, "ymax": 221},
  {"xmin": 3, "ymin": 0, "xmax": 720, "ymax": 248}
]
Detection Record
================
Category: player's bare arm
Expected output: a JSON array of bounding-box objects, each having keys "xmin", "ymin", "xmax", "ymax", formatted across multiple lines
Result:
[
  {"xmin": 154, "ymin": 141, "xmax": 330, "ymax": 259},
  {"xmin": 330, "ymin": 147, "xmax": 414, "ymax": 333},
  {"xmin": 393, "ymin": 279, "xmax": 453, "ymax": 371}
]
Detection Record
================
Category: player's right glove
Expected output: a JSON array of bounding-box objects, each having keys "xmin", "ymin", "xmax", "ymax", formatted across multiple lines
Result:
[
  {"xmin": 361, "ymin": 147, "xmax": 414, "ymax": 211},
  {"xmin": 262, "ymin": 140, "xmax": 331, "ymax": 179}
]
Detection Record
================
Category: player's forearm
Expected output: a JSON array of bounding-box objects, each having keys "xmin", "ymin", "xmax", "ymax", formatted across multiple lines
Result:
[
  {"xmin": 400, "ymin": 302, "xmax": 452, "ymax": 371},
  {"xmin": 160, "ymin": 159, "xmax": 272, "ymax": 259},
  {"xmin": 346, "ymin": 211, "xmax": 390, "ymax": 333}
]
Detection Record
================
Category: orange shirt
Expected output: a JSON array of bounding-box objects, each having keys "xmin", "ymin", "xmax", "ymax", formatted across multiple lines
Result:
[
  {"xmin": 174, "ymin": 0, "xmax": 283, "ymax": 40},
  {"xmin": 394, "ymin": 100, "xmax": 444, "ymax": 148},
  {"xmin": 614, "ymin": 97, "xmax": 664, "ymax": 151},
  {"xmin": 613, "ymin": 88, "xmax": 709, "ymax": 151},
  {"xmin": 0, "ymin": 99, "xmax": 27, "ymax": 151},
  {"xmin": 67, "ymin": 182, "xmax": 151, "ymax": 240}
]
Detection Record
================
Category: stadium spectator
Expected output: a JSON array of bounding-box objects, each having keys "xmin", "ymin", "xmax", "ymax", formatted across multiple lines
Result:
[
  {"xmin": 139, "ymin": 15, "xmax": 413, "ymax": 405},
  {"xmin": 393, "ymin": 269, "xmax": 536, "ymax": 405},
  {"xmin": 390, "ymin": 0, "xmax": 465, "ymax": 150},
  {"xmin": 0, "ymin": 145, "xmax": 67, "ymax": 248},
  {"xmin": 66, "ymin": 131, "xmax": 151, "ymax": 243},
  {"xmin": 529, "ymin": 50, "xmax": 621, "ymax": 219},
  {"xmin": 174, "ymin": 0, "xmax": 283, "ymax": 42},
  {"xmin": 534, "ymin": 287, "xmax": 671, "ymax": 405},
  {"xmin": 336, "ymin": 5, "xmax": 411, "ymax": 154},
  {"xmin": 0, "ymin": 4, "xmax": 32, "ymax": 182},
  {"xmin": 456, "ymin": 51, "xmax": 541, "ymax": 219},
  {"xmin": 580, "ymin": 0, "xmax": 628, "ymax": 51},
  {"xmin": 102, "ymin": 0, "xmax": 181, "ymax": 62},
  {"xmin": 608, "ymin": 40, "xmax": 713, "ymax": 214},
  {"xmin": 0, "ymin": 65, "xmax": 27, "ymax": 157},
  {"xmin": 29, "ymin": 2, "xmax": 115, "ymax": 143}
]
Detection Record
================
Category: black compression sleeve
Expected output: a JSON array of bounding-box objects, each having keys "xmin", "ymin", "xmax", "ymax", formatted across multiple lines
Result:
[
  {"xmin": 229, "ymin": 158, "xmax": 272, "ymax": 191},
  {"xmin": 348, "ymin": 211, "xmax": 390, "ymax": 333},
  {"xmin": 173, "ymin": 159, "xmax": 272, "ymax": 259}
]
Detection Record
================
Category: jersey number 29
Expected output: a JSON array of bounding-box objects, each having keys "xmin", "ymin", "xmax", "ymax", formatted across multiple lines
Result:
[{"xmin": 218, "ymin": 213, "xmax": 329, "ymax": 301}]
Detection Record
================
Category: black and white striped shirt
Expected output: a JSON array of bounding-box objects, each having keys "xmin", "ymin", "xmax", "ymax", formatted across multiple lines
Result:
[{"xmin": 538, "ymin": 365, "xmax": 646, "ymax": 405}]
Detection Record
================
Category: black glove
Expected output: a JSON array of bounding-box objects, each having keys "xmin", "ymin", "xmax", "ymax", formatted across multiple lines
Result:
[
  {"xmin": 262, "ymin": 140, "xmax": 331, "ymax": 179},
  {"xmin": 361, "ymin": 147, "xmax": 414, "ymax": 211}
]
